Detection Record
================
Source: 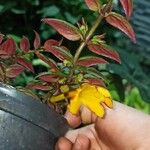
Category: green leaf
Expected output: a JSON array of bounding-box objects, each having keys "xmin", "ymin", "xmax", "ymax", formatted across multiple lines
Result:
[
  {"xmin": 109, "ymin": 74, "xmax": 125, "ymax": 101},
  {"xmin": 86, "ymin": 67, "xmax": 107, "ymax": 82},
  {"xmin": 64, "ymin": 12, "xmax": 79, "ymax": 24},
  {"xmin": 106, "ymin": 50, "xmax": 150, "ymax": 103},
  {"xmin": 11, "ymin": 8, "xmax": 25, "ymax": 14},
  {"xmin": 39, "ymin": 5, "xmax": 60, "ymax": 17}
]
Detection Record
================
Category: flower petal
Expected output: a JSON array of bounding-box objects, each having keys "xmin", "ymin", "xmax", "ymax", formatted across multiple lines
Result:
[
  {"xmin": 104, "ymin": 97, "xmax": 113, "ymax": 108},
  {"xmin": 80, "ymin": 84, "xmax": 101, "ymax": 102},
  {"xmin": 86, "ymin": 102, "xmax": 105, "ymax": 117},
  {"xmin": 67, "ymin": 89, "xmax": 81, "ymax": 98},
  {"xmin": 68, "ymin": 95, "xmax": 81, "ymax": 114},
  {"xmin": 97, "ymin": 87, "xmax": 111, "ymax": 98},
  {"xmin": 67, "ymin": 84, "xmax": 113, "ymax": 117}
]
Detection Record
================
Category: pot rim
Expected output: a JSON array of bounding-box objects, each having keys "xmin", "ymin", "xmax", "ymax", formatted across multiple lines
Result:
[{"xmin": 0, "ymin": 82, "xmax": 69, "ymax": 137}]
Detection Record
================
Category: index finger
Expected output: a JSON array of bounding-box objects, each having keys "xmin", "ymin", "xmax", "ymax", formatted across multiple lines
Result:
[{"xmin": 65, "ymin": 106, "xmax": 98, "ymax": 128}]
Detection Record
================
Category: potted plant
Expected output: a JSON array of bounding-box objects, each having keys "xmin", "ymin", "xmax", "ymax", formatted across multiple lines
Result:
[
  {"xmin": 0, "ymin": 0, "xmax": 135, "ymax": 149},
  {"xmin": 0, "ymin": 33, "xmax": 69, "ymax": 149}
]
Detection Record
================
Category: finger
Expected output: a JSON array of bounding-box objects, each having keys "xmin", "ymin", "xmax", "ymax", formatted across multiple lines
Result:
[
  {"xmin": 72, "ymin": 134, "xmax": 90, "ymax": 150},
  {"xmin": 65, "ymin": 111, "xmax": 81, "ymax": 128},
  {"xmin": 65, "ymin": 125, "xmax": 103, "ymax": 150},
  {"xmin": 65, "ymin": 107, "xmax": 98, "ymax": 128},
  {"xmin": 80, "ymin": 106, "xmax": 97, "ymax": 124},
  {"xmin": 65, "ymin": 124, "xmax": 95, "ymax": 143},
  {"xmin": 94, "ymin": 101, "xmax": 150, "ymax": 149},
  {"xmin": 55, "ymin": 137, "xmax": 72, "ymax": 150}
]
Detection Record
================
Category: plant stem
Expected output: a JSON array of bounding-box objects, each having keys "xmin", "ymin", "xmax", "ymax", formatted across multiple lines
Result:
[
  {"xmin": 67, "ymin": 15, "xmax": 103, "ymax": 83},
  {"xmin": 73, "ymin": 15, "xmax": 103, "ymax": 64}
]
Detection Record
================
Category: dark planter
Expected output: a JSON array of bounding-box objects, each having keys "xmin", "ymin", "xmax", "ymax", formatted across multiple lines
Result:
[{"xmin": 0, "ymin": 83, "xmax": 69, "ymax": 150}]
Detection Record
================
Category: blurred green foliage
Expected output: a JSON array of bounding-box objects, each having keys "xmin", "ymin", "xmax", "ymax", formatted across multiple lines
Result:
[
  {"xmin": 111, "ymin": 86, "xmax": 150, "ymax": 114},
  {"xmin": 0, "ymin": 0, "xmax": 149, "ymax": 112},
  {"xmin": 107, "ymin": 49, "xmax": 150, "ymax": 101}
]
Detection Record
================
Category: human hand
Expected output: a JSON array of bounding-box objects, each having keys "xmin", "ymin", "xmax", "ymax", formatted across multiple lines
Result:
[{"xmin": 55, "ymin": 101, "xmax": 150, "ymax": 150}]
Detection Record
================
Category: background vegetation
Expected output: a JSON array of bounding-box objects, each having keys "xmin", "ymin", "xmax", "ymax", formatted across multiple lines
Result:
[{"xmin": 0, "ymin": 0, "xmax": 149, "ymax": 113}]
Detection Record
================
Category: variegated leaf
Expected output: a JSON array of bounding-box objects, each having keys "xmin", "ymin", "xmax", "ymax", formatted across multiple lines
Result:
[
  {"xmin": 6, "ymin": 64, "xmax": 25, "ymax": 78},
  {"xmin": 0, "ymin": 38, "xmax": 16, "ymax": 56},
  {"xmin": 27, "ymin": 82, "xmax": 52, "ymax": 91},
  {"xmin": 34, "ymin": 30, "xmax": 40, "ymax": 49},
  {"xmin": 17, "ymin": 57, "xmax": 34, "ymax": 73},
  {"xmin": 119, "ymin": 0, "xmax": 133, "ymax": 18},
  {"xmin": 36, "ymin": 52, "xmax": 58, "ymax": 70},
  {"xmin": 52, "ymin": 46, "xmax": 73, "ymax": 61},
  {"xmin": 77, "ymin": 56, "xmax": 108, "ymax": 67},
  {"xmin": 106, "ymin": 12, "xmax": 136, "ymax": 42},
  {"xmin": 44, "ymin": 40, "xmax": 73, "ymax": 61},
  {"xmin": 38, "ymin": 74, "xmax": 59, "ymax": 83},
  {"xmin": 42, "ymin": 18, "xmax": 81, "ymax": 41},
  {"xmin": 88, "ymin": 43, "xmax": 121, "ymax": 63},
  {"xmin": 85, "ymin": 0, "xmax": 100, "ymax": 11},
  {"xmin": 84, "ymin": 78, "xmax": 106, "ymax": 87},
  {"xmin": 20, "ymin": 36, "xmax": 30, "ymax": 52},
  {"xmin": 43, "ymin": 39, "xmax": 59, "ymax": 48}
]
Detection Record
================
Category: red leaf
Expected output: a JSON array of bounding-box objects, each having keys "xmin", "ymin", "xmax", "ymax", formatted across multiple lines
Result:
[
  {"xmin": 0, "ymin": 34, "xmax": 4, "ymax": 44},
  {"xmin": 84, "ymin": 78, "xmax": 106, "ymax": 87},
  {"xmin": 85, "ymin": 0, "xmax": 100, "ymax": 11},
  {"xmin": 53, "ymin": 46, "xmax": 73, "ymax": 61},
  {"xmin": 42, "ymin": 18, "xmax": 81, "ymax": 41},
  {"xmin": 106, "ymin": 12, "xmax": 136, "ymax": 42},
  {"xmin": 77, "ymin": 56, "xmax": 108, "ymax": 67},
  {"xmin": 0, "ymin": 38, "xmax": 16, "ymax": 56},
  {"xmin": 39, "ymin": 74, "xmax": 59, "ymax": 83},
  {"xmin": 44, "ymin": 40, "xmax": 73, "ymax": 61},
  {"xmin": 20, "ymin": 36, "xmax": 30, "ymax": 52},
  {"xmin": 17, "ymin": 57, "xmax": 34, "ymax": 73},
  {"xmin": 119, "ymin": 0, "xmax": 133, "ymax": 18},
  {"xmin": 44, "ymin": 39, "xmax": 59, "ymax": 47},
  {"xmin": 6, "ymin": 64, "xmax": 25, "ymax": 78},
  {"xmin": 34, "ymin": 30, "xmax": 40, "ymax": 49},
  {"xmin": 27, "ymin": 82, "xmax": 52, "ymax": 91},
  {"xmin": 36, "ymin": 52, "xmax": 58, "ymax": 70},
  {"xmin": 0, "ymin": 49, "xmax": 7, "ymax": 55},
  {"xmin": 88, "ymin": 43, "xmax": 121, "ymax": 63}
]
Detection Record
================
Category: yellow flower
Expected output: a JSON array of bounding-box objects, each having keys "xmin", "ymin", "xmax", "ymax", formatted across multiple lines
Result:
[
  {"xmin": 67, "ymin": 84, "xmax": 113, "ymax": 117},
  {"xmin": 50, "ymin": 83, "xmax": 113, "ymax": 117}
]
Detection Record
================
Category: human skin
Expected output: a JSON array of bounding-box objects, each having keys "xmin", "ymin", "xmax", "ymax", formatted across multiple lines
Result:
[{"xmin": 55, "ymin": 101, "xmax": 150, "ymax": 150}]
